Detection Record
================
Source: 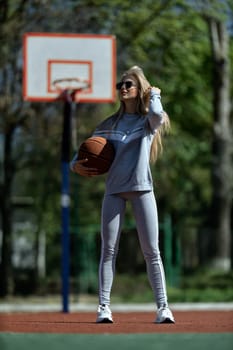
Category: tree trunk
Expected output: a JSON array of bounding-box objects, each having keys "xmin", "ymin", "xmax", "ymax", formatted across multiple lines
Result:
[
  {"xmin": 0, "ymin": 124, "xmax": 15, "ymax": 296},
  {"xmin": 207, "ymin": 18, "xmax": 233, "ymax": 270}
]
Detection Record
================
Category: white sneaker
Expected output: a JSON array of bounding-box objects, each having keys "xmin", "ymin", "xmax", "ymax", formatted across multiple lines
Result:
[
  {"xmin": 155, "ymin": 306, "xmax": 175, "ymax": 324},
  {"xmin": 96, "ymin": 304, "xmax": 113, "ymax": 323}
]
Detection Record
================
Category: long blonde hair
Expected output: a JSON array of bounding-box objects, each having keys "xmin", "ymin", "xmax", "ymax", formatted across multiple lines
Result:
[{"xmin": 113, "ymin": 66, "xmax": 170, "ymax": 162}]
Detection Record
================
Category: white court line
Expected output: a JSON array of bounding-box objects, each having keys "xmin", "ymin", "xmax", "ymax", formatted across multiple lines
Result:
[{"xmin": 0, "ymin": 302, "xmax": 233, "ymax": 313}]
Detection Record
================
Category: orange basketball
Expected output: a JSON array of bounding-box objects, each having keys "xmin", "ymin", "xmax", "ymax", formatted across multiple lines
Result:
[{"xmin": 78, "ymin": 136, "xmax": 115, "ymax": 175}]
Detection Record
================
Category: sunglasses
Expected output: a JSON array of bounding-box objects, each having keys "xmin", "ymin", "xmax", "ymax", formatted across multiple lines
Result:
[{"xmin": 116, "ymin": 81, "xmax": 137, "ymax": 90}]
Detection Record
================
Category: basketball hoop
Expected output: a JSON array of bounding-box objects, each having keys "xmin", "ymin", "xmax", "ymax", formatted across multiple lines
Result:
[
  {"xmin": 23, "ymin": 33, "xmax": 116, "ymax": 313},
  {"xmin": 53, "ymin": 77, "xmax": 91, "ymax": 102}
]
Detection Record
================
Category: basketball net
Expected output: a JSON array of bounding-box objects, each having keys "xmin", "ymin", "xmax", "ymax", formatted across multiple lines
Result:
[{"xmin": 53, "ymin": 77, "xmax": 90, "ymax": 102}]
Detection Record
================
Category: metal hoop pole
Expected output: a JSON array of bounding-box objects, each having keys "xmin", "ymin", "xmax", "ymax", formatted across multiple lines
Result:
[{"xmin": 60, "ymin": 90, "xmax": 75, "ymax": 313}]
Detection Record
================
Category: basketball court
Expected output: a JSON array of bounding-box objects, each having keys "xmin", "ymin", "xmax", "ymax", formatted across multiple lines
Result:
[{"xmin": 0, "ymin": 307, "xmax": 232, "ymax": 350}]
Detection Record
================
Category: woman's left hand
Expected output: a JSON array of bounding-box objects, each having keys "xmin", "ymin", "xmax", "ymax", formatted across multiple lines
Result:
[{"xmin": 151, "ymin": 86, "xmax": 161, "ymax": 95}]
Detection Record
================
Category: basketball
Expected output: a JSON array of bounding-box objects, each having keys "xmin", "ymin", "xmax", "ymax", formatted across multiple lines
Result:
[{"xmin": 78, "ymin": 136, "xmax": 115, "ymax": 175}]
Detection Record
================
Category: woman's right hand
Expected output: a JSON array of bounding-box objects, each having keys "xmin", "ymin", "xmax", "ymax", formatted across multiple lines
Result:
[{"xmin": 71, "ymin": 159, "xmax": 99, "ymax": 177}]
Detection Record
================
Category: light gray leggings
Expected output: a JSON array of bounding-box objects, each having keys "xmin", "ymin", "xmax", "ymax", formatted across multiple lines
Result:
[{"xmin": 98, "ymin": 190, "xmax": 168, "ymax": 308}]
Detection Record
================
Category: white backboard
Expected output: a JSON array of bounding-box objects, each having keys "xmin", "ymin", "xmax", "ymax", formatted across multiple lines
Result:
[{"xmin": 23, "ymin": 33, "xmax": 116, "ymax": 103}]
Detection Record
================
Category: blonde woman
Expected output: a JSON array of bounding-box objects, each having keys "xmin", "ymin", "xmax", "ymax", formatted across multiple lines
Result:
[{"xmin": 71, "ymin": 66, "xmax": 175, "ymax": 324}]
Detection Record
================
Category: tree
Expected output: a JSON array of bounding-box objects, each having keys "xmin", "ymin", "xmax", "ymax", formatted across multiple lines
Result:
[
  {"xmin": 205, "ymin": 15, "xmax": 233, "ymax": 270},
  {"xmin": 0, "ymin": 0, "xmax": 73, "ymax": 296},
  {"xmin": 0, "ymin": 0, "xmax": 31, "ymax": 295}
]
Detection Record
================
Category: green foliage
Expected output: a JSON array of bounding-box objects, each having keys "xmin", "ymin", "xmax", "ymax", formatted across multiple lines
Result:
[
  {"xmin": 169, "ymin": 269, "xmax": 233, "ymax": 302},
  {"xmin": 110, "ymin": 271, "xmax": 233, "ymax": 303},
  {"xmin": 182, "ymin": 269, "xmax": 233, "ymax": 289}
]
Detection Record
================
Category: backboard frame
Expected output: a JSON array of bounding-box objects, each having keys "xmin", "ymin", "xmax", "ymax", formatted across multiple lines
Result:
[{"xmin": 23, "ymin": 32, "xmax": 116, "ymax": 103}]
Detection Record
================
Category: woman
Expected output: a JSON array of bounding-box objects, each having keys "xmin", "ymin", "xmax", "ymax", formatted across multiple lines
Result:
[{"xmin": 71, "ymin": 66, "xmax": 175, "ymax": 324}]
